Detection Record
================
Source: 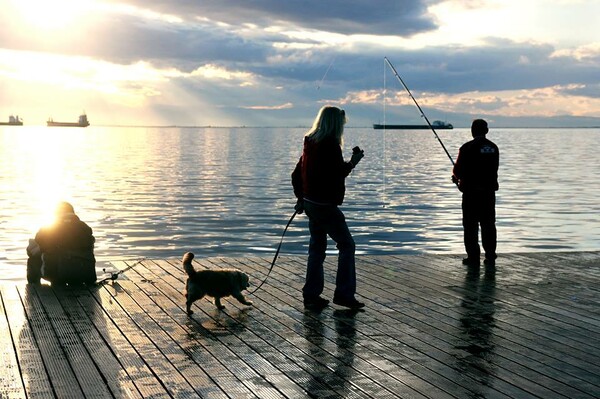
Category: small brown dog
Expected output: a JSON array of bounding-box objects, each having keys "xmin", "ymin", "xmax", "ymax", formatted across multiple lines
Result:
[{"xmin": 182, "ymin": 252, "xmax": 253, "ymax": 315}]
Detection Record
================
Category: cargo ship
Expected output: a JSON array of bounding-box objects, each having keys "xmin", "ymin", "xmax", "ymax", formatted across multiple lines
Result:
[
  {"xmin": 373, "ymin": 120, "xmax": 453, "ymax": 130},
  {"xmin": 47, "ymin": 114, "xmax": 90, "ymax": 127},
  {"xmin": 0, "ymin": 115, "xmax": 23, "ymax": 126}
]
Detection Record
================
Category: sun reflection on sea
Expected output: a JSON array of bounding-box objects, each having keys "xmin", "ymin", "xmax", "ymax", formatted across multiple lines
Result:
[
  {"xmin": 1, "ymin": 127, "xmax": 99, "ymax": 277},
  {"xmin": 11, "ymin": 127, "xmax": 73, "ymax": 226}
]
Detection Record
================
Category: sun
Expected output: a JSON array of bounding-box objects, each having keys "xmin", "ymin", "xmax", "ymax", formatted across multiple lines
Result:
[{"xmin": 9, "ymin": 0, "xmax": 94, "ymax": 30}]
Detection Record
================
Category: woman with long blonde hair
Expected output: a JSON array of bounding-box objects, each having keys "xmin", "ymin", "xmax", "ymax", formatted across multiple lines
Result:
[{"xmin": 291, "ymin": 105, "xmax": 365, "ymax": 309}]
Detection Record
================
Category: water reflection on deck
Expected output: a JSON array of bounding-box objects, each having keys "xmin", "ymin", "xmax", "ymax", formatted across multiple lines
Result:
[{"xmin": 1, "ymin": 252, "xmax": 598, "ymax": 398}]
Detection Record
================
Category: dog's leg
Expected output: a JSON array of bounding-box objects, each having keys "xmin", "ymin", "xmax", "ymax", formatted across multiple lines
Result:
[
  {"xmin": 186, "ymin": 300, "xmax": 194, "ymax": 315},
  {"xmin": 233, "ymin": 293, "xmax": 253, "ymax": 306},
  {"xmin": 186, "ymin": 293, "xmax": 204, "ymax": 316},
  {"xmin": 214, "ymin": 297, "xmax": 226, "ymax": 310}
]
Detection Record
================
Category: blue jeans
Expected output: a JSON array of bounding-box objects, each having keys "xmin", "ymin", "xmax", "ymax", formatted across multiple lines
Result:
[{"xmin": 303, "ymin": 201, "xmax": 356, "ymax": 301}]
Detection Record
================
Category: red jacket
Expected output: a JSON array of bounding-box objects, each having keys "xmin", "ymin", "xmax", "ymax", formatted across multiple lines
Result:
[{"xmin": 292, "ymin": 137, "xmax": 354, "ymax": 205}]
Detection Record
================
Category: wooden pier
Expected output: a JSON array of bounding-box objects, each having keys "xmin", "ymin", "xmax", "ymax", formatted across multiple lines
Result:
[{"xmin": 1, "ymin": 252, "xmax": 599, "ymax": 398}]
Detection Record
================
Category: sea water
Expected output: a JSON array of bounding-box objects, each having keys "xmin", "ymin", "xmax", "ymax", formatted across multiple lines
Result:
[{"xmin": 1, "ymin": 125, "xmax": 599, "ymax": 281}]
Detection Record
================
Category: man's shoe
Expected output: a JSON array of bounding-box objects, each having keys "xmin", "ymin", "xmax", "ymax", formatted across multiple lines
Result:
[
  {"xmin": 462, "ymin": 257, "xmax": 480, "ymax": 267},
  {"xmin": 333, "ymin": 297, "xmax": 365, "ymax": 309},
  {"xmin": 484, "ymin": 258, "xmax": 496, "ymax": 267},
  {"xmin": 304, "ymin": 296, "xmax": 329, "ymax": 310}
]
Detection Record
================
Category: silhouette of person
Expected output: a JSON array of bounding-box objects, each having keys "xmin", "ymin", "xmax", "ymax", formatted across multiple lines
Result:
[
  {"xmin": 27, "ymin": 201, "xmax": 96, "ymax": 285},
  {"xmin": 452, "ymin": 119, "xmax": 499, "ymax": 267},
  {"xmin": 292, "ymin": 106, "xmax": 365, "ymax": 309}
]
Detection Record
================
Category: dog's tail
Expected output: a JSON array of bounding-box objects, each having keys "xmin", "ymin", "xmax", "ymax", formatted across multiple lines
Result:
[{"xmin": 182, "ymin": 252, "xmax": 196, "ymax": 277}]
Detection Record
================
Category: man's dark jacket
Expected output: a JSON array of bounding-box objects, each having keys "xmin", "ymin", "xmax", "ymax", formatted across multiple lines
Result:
[{"xmin": 453, "ymin": 136, "xmax": 499, "ymax": 192}]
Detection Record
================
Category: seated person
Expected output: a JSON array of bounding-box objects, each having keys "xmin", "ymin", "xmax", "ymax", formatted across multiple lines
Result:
[{"xmin": 27, "ymin": 201, "xmax": 96, "ymax": 285}]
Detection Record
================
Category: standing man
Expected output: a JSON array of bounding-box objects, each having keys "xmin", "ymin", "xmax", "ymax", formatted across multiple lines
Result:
[{"xmin": 452, "ymin": 119, "xmax": 499, "ymax": 267}]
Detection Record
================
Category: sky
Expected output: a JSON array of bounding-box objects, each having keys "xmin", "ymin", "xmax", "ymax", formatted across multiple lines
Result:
[{"xmin": 0, "ymin": 0, "xmax": 599, "ymax": 127}]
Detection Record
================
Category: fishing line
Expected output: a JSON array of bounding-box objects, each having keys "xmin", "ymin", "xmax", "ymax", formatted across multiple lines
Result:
[
  {"xmin": 384, "ymin": 57, "xmax": 455, "ymax": 166},
  {"xmin": 382, "ymin": 57, "xmax": 387, "ymax": 207},
  {"xmin": 316, "ymin": 57, "xmax": 336, "ymax": 90}
]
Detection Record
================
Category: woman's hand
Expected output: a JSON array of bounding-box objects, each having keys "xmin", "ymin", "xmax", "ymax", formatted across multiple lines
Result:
[{"xmin": 350, "ymin": 146, "xmax": 364, "ymax": 167}]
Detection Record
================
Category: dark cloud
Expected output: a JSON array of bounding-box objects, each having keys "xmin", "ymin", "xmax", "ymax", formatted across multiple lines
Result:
[
  {"xmin": 3, "ymin": 1, "xmax": 596, "ymax": 99},
  {"xmin": 367, "ymin": 40, "xmax": 600, "ymax": 94},
  {"xmin": 559, "ymin": 83, "xmax": 600, "ymax": 98},
  {"xmin": 107, "ymin": 0, "xmax": 438, "ymax": 36},
  {"xmin": 0, "ymin": 13, "xmax": 272, "ymax": 68},
  {"xmin": 1, "ymin": 0, "xmax": 599, "ymax": 127}
]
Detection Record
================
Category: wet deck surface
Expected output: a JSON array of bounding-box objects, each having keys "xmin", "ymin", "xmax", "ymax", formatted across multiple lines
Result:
[{"xmin": 1, "ymin": 252, "xmax": 599, "ymax": 398}]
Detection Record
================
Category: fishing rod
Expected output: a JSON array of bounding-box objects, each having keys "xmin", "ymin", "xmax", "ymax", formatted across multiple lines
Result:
[
  {"xmin": 97, "ymin": 257, "xmax": 147, "ymax": 285},
  {"xmin": 384, "ymin": 57, "xmax": 455, "ymax": 166}
]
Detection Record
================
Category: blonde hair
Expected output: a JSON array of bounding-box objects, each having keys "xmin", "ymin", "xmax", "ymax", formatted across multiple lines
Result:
[{"xmin": 305, "ymin": 105, "xmax": 346, "ymax": 144}]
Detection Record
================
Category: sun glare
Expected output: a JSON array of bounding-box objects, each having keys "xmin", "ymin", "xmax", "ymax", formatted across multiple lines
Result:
[
  {"xmin": 9, "ymin": 0, "xmax": 93, "ymax": 30},
  {"xmin": 11, "ymin": 129, "xmax": 73, "ymax": 230}
]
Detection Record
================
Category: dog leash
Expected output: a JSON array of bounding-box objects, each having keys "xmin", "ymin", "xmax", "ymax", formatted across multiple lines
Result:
[{"xmin": 248, "ymin": 209, "xmax": 298, "ymax": 295}]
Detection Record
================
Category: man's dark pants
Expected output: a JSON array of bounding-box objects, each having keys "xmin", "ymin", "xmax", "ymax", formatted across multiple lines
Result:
[{"xmin": 462, "ymin": 190, "xmax": 497, "ymax": 261}]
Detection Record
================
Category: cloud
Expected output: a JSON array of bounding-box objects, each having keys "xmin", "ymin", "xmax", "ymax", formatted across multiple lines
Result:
[
  {"xmin": 558, "ymin": 83, "xmax": 600, "ymax": 99},
  {"xmin": 1, "ymin": 0, "xmax": 599, "ymax": 127},
  {"xmin": 105, "ymin": 0, "xmax": 438, "ymax": 36},
  {"xmin": 240, "ymin": 103, "xmax": 294, "ymax": 110},
  {"xmin": 552, "ymin": 43, "xmax": 600, "ymax": 62}
]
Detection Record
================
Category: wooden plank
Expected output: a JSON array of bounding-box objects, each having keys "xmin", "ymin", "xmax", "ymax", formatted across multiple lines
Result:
[
  {"xmin": 0, "ymin": 285, "xmax": 27, "ymax": 399},
  {"xmin": 346, "ymin": 255, "xmax": 598, "ymax": 398},
  {"xmin": 360, "ymin": 255, "xmax": 600, "ymax": 395},
  {"xmin": 52, "ymin": 287, "xmax": 143, "ymax": 399},
  {"xmin": 112, "ymin": 279, "xmax": 245, "ymax": 399},
  {"xmin": 220, "ymin": 257, "xmax": 458, "ymax": 399},
  {"xmin": 241, "ymin": 255, "xmax": 596, "ymax": 398},
  {"xmin": 232, "ymin": 256, "xmax": 518, "ymax": 399},
  {"xmin": 377, "ymin": 253, "xmax": 600, "ymax": 385},
  {"xmin": 366, "ymin": 255, "xmax": 600, "ymax": 356},
  {"xmin": 130, "ymin": 259, "xmax": 307, "ymax": 399},
  {"xmin": 183, "ymin": 256, "xmax": 416, "ymax": 398},
  {"xmin": 17, "ymin": 284, "xmax": 85, "ymax": 399},
  {"xmin": 75, "ymin": 282, "xmax": 174, "ymax": 398},
  {"xmin": 32, "ymin": 285, "xmax": 114, "ymax": 399},
  {"xmin": 1, "ymin": 252, "xmax": 598, "ymax": 399},
  {"xmin": 1, "ymin": 285, "xmax": 54, "ymax": 399},
  {"xmin": 93, "ymin": 284, "xmax": 200, "ymax": 398}
]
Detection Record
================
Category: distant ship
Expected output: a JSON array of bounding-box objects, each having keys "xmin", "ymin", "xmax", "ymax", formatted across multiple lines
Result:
[
  {"xmin": 373, "ymin": 120, "xmax": 453, "ymax": 130},
  {"xmin": 0, "ymin": 115, "xmax": 23, "ymax": 126},
  {"xmin": 47, "ymin": 114, "xmax": 90, "ymax": 127}
]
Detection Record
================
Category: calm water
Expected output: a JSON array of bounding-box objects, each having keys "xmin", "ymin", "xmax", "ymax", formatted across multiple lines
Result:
[{"xmin": 1, "ymin": 125, "xmax": 599, "ymax": 281}]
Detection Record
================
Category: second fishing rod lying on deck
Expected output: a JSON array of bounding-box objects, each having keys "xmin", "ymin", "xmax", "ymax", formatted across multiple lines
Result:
[{"xmin": 384, "ymin": 56, "xmax": 455, "ymax": 167}]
